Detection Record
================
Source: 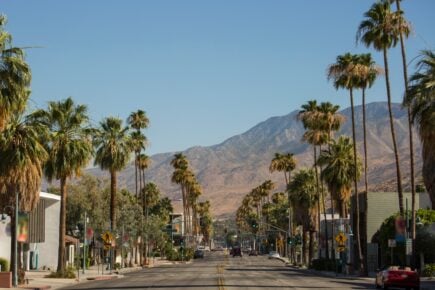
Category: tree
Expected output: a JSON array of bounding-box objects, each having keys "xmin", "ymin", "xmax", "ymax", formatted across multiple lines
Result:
[
  {"xmin": 288, "ymin": 169, "xmax": 317, "ymax": 265},
  {"xmin": 0, "ymin": 113, "xmax": 47, "ymax": 278},
  {"xmin": 357, "ymin": 0, "xmax": 407, "ymax": 216},
  {"xmin": 391, "ymin": 0, "xmax": 419, "ymax": 268},
  {"xmin": 0, "ymin": 15, "xmax": 31, "ymax": 132},
  {"xmin": 127, "ymin": 110, "xmax": 149, "ymax": 198},
  {"xmin": 405, "ymin": 50, "xmax": 435, "ymax": 209},
  {"xmin": 269, "ymin": 152, "xmax": 296, "ymax": 186},
  {"xmin": 94, "ymin": 117, "xmax": 132, "ymax": 232},
  {"xmin": 32, "ymin": 97, "xmax": 93, "ymax": 274},
  {"xmin": 328, "ymin": 52, "xmax": 366, "ymax": 274}
]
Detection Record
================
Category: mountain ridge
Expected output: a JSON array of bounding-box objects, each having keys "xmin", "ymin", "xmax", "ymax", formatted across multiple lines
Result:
[{"xmin": 84, "ymin": 101, "xmax": 421, "ymax": 218}]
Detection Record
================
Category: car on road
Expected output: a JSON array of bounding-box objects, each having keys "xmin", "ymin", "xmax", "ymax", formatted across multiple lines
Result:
[
  {"xmin": 232, "ymin": 247, "xmax": 242, "ymax": 257},
  {"xmin": 248, "ymin": 250, "xmax": 258, "ymax": 256},
  {"xmin": 268, "ymin": 251, "xmax": 280, "ymax": 259},
  {"xmin": 194, "ymin": 250, "xmax": 205, "ymax": 259},
  {"xmin": 375, "ymin": 266, "xmax": 420, "ymax": 290}
]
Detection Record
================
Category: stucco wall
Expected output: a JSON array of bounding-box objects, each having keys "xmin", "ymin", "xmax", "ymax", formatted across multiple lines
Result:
[
  {"xmin": 0, "ymin": 216, "xmax": 12, "ymax": 267},
  {"xmin": 29, "ymin": 198, "xmax": 60, "ymax": 271}
]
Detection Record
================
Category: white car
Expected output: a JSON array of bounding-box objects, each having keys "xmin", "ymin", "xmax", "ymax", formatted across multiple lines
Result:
[{"xmin": 268, "ymin": 251, "xmax": 280, "ymax": 259}]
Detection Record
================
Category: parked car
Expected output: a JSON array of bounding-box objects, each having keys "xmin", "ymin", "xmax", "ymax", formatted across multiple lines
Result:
[
  {"xmin": 194, "ymin": 250, "xmax": 205, "ymax": 259},
  {"xmin": 268, "ymin": 251, "xmax": 280, "ymax": 259},
  {"xmin": 248, "ymin": 250, "xmax": 258, "ymax": 256},
  {"xmin": 232, "ymin": 247, "xmax": 242, "ymax": 257},
  {"xmin": 375, "ymin": 266, "xmax": 420, "ymax": 290}
]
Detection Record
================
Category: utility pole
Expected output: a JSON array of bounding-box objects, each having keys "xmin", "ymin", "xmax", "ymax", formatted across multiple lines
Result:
[{"xmin": 83, "ymin": 212, "xmax": 87, "ymax": 274}]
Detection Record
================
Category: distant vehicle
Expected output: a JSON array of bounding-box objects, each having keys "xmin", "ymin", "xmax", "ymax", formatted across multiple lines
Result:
[
  {"xmin": 213, "ymin": 246, "xmax": 224, "ymax": 251},
  {"xmin": 268, "ymin": 251, "xmax": 280, "ymax": 259},
  {"xmin": 232, "ymin": 247, "xmax": 242, "ymax": 257},
  {"xmin": 194, "ymin": 250, "xmax": 205, "ymax": 259},
  {"xmin": 248, "ymin": 250, "xmax": 258, "ymax": 256},
  {"xmin": 204, "ymin": 246, "xmax": 210, "ymax": 251},
  {"xmin": 197, "ymin": 246, "xmax": 205, "ymax": 250},
  {"xmin": 375, "ymin": 266, "xmax": 420, "ymax": 290}
]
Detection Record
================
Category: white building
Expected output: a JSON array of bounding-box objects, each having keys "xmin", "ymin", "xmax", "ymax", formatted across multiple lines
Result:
[{"xmin": 0, "ymin": 192, "xmax": 60, "ymax": 271}]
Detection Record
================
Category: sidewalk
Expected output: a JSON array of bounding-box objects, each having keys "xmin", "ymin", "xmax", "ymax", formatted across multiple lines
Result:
[{"xmin": 0, "ymin": 258, "xmax": 176, "ymax": 290}]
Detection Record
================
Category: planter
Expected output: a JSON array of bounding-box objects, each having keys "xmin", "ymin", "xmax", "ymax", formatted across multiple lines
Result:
[{"xmin": 0, "ymin": 271, "xmax": 12, "ymax": 288}]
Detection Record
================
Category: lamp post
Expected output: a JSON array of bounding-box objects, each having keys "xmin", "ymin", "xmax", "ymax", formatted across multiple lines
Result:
[{"xmin": 1, "ymin": 192, "xmax": 18, "ymax": 287}]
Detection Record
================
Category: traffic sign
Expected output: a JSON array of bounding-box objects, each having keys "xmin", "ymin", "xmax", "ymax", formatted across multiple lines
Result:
[
  {"xmin": 335, "ymin": 232, "xmax": 347, "ymax": 245},
  {"xmin": 337, "ymin": 245, "xmax": 346, "ymax": 252}
]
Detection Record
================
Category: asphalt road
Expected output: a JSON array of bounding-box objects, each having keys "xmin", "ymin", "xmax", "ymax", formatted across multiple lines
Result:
[{"xmin": 60, "ymin": 251, "xmax": 433, "ymax": 290}]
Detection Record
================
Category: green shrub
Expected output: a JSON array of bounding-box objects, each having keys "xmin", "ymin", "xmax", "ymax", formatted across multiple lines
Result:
[
  {"xmin": 45, "ymin": 266, "xmax": 76, "ymax": 279},
  {"xmin": 423, "ymin": 264, "xmax": 435, "ymax": 277},
  {"xmin": 0, "ymin": 258, "xmax": 9, "ymax": 272},
  {"xmin": 114, "ymin": 262, "xmax": 121, "ymax": 270}
]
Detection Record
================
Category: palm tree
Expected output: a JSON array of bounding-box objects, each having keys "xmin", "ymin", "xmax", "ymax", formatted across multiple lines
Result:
[
  {"xmin": 0, "ymin": 112, "xmax": 47, "ymax": 278},
  {"xmin": 94, "ymin": 117, "xmax": 132, "ymax": 231},
  {"xmin": 317, "ymin": 101, "xmax": 344, "ymax": 260},
  {"xmin": 318, "ymin": 136, "xmax": 362, "ymax": 218},
  {"xmin": 129, "ymin": 131, "xmax": 146, "ymax": 199},
  {"xmin": 353, "ymin": 53, "xmax": 382, "ymax": 275},
  {"xmin": 127, "ymin": 110, "xmax": 149, "ymax": 198},
  {"xmin": 390, "ymin": 0, "xmax": 418, "ymax": 266},
  {"xmin": 288, "ymin": 169, "xmax": 317, "ymax": 265},
  {"xmin": 405, "ymin": 50, "xmax": 435, "ymax": 209},
  {"xmin": 328, "ymin": 52, "xmax": 366, "ymax": 274},
  {"xmin": 269, "ymin": 152, "xmax": 296, "ymax": 186},
  {"xmin": 357, "ymin": 0, "xmax": 406, "ymax": 216},
  {"xmin": 32, "ymin": 97, "xmax": 93, "ymax": 274},
  {"xmin": 0, "ymin": 15, "xmax": 31, "ymax": 131}
]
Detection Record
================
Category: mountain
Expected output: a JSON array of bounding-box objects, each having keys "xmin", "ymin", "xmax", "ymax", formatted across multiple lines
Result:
[{"xmin": 86, "ymin": 102, "xmax": 422, "ymax": 218}]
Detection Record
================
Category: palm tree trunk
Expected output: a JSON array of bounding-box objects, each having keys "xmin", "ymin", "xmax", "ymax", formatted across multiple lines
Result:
[
  {"xmin": 383, "ymin": 47, "xmax": 404, "ymax": 215},
  {"xmin": 313, "ymin": 145, "xmax": 321, "ymax": 260},
  {"xmin": 350, "ymin": 88, "xmax": 365, "ymax": 275},
  {"xmin": 135, "ymin": 152, "xmax": 138, "ymax": 201},
  {"xmin": 362, "ymin": 88, "xmax": 369, "ymax": 275},
  {"xmin": 57, "ymin": 177, "xmax": 67, "ymax": 274},
  {"xmin": 394, "ymin": 0, "xmax": 417, "ymax": 266},
  {"xmin": 110, "ymin": 169, "xmax": 117, "ymax": 231}
]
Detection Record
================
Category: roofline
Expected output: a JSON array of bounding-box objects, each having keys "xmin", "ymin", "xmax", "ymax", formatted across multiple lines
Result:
[{"xmin": 40, "ymin": 191, "xmax": 61, "ymax": 201}]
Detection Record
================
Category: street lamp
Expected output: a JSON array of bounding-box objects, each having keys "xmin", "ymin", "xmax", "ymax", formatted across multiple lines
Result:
[{"xmin": 0, "ymin": 192, "xmax": 18, "ymax": 287}]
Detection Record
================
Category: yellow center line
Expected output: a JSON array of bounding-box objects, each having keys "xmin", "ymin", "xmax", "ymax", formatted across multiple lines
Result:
[{"xmin": 217, "ymin": 264, "xmax": 226, "ymax": 290}]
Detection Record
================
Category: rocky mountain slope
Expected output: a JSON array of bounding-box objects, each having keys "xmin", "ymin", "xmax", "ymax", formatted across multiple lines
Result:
[{"xmin": 86, "ymin": 102, "xmax": 422, "ymax": 218}]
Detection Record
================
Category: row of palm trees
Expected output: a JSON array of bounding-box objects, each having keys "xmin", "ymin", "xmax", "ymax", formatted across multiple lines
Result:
[
  {"xmin": 0, "ymin": 18, "xmax": 153, "ymax": 275},
  {"xmin": 170, "ymin": 153, "xmax": 205, "ymax": 242}
]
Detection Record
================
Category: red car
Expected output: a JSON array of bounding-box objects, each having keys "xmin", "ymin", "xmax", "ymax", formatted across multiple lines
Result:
[{"xmin": 375, "ymin": 266, "xmax": 420, "ymax": 290}]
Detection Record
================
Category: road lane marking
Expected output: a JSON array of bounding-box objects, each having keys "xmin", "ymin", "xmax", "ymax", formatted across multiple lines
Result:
[{"xmin": 217, "ymin": 264, "xmax": 226, "ymax": 290}]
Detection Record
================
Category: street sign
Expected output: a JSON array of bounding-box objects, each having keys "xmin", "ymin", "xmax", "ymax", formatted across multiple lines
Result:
[
  {"xmin": 337, "ymin": 245, "xmax": 346, "ymax": 252},
  {"xmin": 335, "ymin": 232, "xmax": 347, "ymax": 245},
  {"xmin": 388, "ymin": 239, "xmax": 396, "ymax": 248}
]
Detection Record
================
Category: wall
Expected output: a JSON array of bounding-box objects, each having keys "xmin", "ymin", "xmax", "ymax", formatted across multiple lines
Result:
[{"xmin": 0, "ymin": 215, "xmax": 11, "ymax": 265}]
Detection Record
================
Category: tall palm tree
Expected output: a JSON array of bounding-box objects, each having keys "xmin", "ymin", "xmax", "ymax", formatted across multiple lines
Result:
[
  {"xmin": 298, "ymin": 101, "xmax": 326, "ymax": 258},
  {"xmin": 269, "ymin": 152, "xmax": 296, "ymax": 186},
  {"xmin": 328, "ymin": 52, "xmax": 365, "ymax": 274},
  {"xmin": 317, "ymin": 101, "xmax": 344, "ymax": 260},
  {"xmin": 0, "ymin": 15, "xmax": 31, "ymax": 131},
  {"xmin": 318, "ymin": 136, "xmax": 362, "ymax": 218},
  {"xmin": 171, "ymin": 153, "xmax": 192, "ymax": 236},
  {"xmin": 0, "ymin": 112, "xmax": 47, "ymax": 278},
  {"xmin": 354, "ymin": 53, "xmax": 382, "ymax": 275},
  {"xmin": 94, "ymin": 117, "xmax": 132, "ymax": 231},
  {"xmin": 32, "ymin": 97, "xmax": 93, "ymax": 274},
  {"xmin": 390, "ymin": 0, "xmax": 418, "ymax": 266},
  {"xmin": 288, "ymin": 169, "xmax": 317, "ymax": 265},
  {"xmin": 127, "ymin": 110, "xmax": 149, "ymax": 200},
  {"xmin": 357, "ymin": 0, "xmax": 406, "ymax": 216},
  {"xmin": 129, "ymin": 131, "xmax": 147, "ymax": 199},
  {"xmin": 405, "ymin": 50, "xmax": 435, "ymax": 209}
]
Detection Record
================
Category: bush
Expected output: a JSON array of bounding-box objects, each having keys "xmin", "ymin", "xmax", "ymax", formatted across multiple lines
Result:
[
  {"xmin": 114, "ymin": 262, "xmax": 121, "ymax": 270},
  {"xmin": 423, "ymin": 264, "xmax": 435, "ymax": 277},
  {"xmin": 0, "ymin": 258, "xmax": 9, "ymax": 272},
  {"xmin": 45, "ymin": 266, "xmax": 76, "ymax": 279},
  {"xmin": 310, "ymin": 258, "xmax": 339, "ymax": 271}
]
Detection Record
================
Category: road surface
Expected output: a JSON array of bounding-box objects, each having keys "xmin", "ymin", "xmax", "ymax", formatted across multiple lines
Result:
[{"xmin": 61, "ymin": 251, "xmax": 432, "ymax": 289}]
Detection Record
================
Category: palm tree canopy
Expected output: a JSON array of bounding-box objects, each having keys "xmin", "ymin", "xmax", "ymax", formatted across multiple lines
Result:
[
  {"xmin": 288, "ymin": 168, "xmax": 317, "ymax": 208},
  {"xmin": 127, "ymin": 109, "xmax": 149, "ymax": 131},
  {"xmin": 137, "ymin": 153, "xmax": 150, "ymax": 171},
  {"xmin": 269, "ymin": 152, "xmax": 296, "ymax": 174},
  {"xmin": 356, "ymin": 1, "xmax": 410, "ymax": 51},
  {"xmin": 317, "ymin": 102, "xmax": 345, "ymax": 133},
  {"xmin": 171, "ymin": 153, "xmax": 188, "ymax": 170},
  {"xmin": 0, "ymin": 113, "xmax": 48, "ymax": 211},
  {"xmin": 317, "ymin": 136, "xmax": 362, "ymax": 201},
  {"xmin": 327, "ymin": 53, "xmax": 361, "ymax": 90},
  {"xmin": 0, "ymin": 15, "xmax": 32, "ymax": 131},
  {"xmin": 355, "ymin": 53, "xmax": 383, "ymax": 90},
  {"xmin": 94, "ymin": 117, "xmax": 131, "ymax": 172},
  {"xmin": 129, "ymin": 131, "xmax": 147, "ymax": 153},
  {"xmin": 298, "ymin": 100, "xmax": 319, "ymax": 130},
  {"xmin": 32, "ymin": 97, "xmax": 93, "ymax": 181}
]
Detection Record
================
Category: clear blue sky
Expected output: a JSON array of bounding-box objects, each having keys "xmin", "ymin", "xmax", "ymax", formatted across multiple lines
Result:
[{"xmin": 3, "ymin": 1, "xmax": 434, "ymax": 155}]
